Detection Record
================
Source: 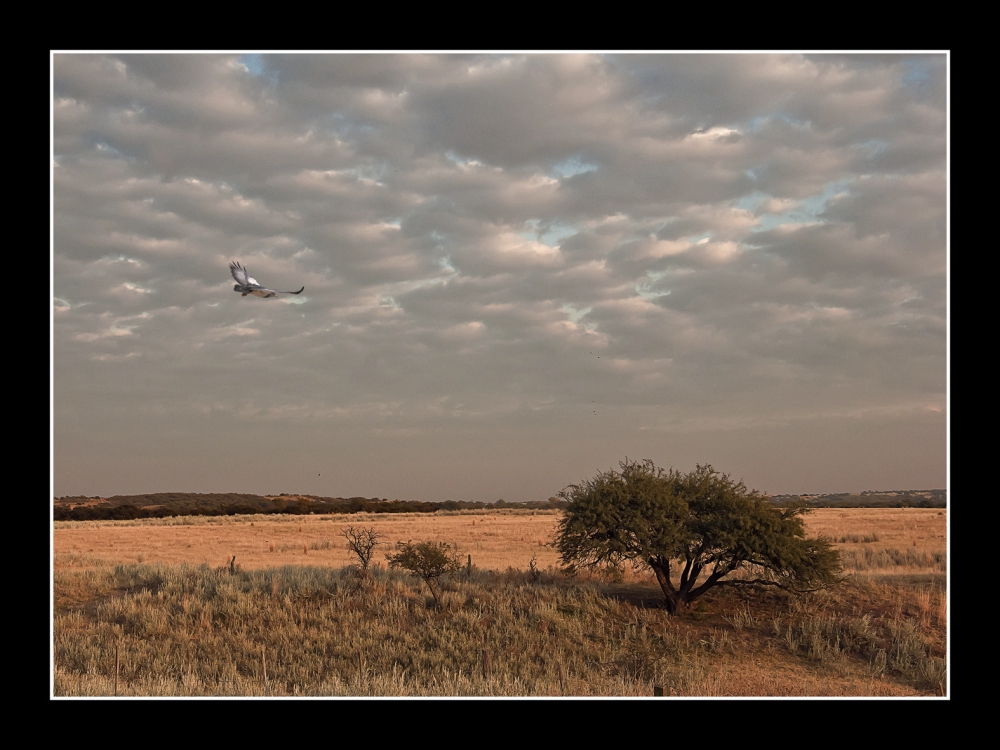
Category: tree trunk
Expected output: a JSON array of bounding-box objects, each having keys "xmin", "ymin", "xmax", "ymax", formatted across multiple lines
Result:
[
  {"xmin": 424, "ymin": 577, "xmax": 440, "ymax": 607},
  {"xmin": 650, "ymin": 560, "xmax": 685, "ymax": 615},
  {"xmin": 652, "ymin": 559, "xmax": 730, "ymax": 613}
]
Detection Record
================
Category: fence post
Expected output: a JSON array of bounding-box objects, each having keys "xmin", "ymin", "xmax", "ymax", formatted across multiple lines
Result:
[
  {"xmin": 114, "ymin": 641, "xmax": 120, "ymax": 697},
  {"xmin": 654, "ymin": 685, "xmax": 664, "ymax": 696}
]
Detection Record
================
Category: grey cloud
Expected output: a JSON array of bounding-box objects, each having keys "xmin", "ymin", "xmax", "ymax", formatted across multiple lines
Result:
[{"xmin": 53, "ymin": 53, "xmax": 947, "ymax": 499}]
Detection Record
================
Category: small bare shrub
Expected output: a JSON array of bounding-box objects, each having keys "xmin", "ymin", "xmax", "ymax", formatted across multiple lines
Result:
[{"xmin": 342, "ymin": 526, "xmax": 386, "ymax": 574}]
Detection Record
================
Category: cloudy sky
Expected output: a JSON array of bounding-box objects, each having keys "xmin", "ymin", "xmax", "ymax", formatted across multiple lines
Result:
[{"xmin": 52, "ymin": 53, "xmax": 948, "ymax": 501}]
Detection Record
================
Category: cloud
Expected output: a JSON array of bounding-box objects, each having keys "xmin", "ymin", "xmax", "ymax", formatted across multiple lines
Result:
[{"xmin": 53, "ymin": 53, "xmax": 947, "ymax": 499}]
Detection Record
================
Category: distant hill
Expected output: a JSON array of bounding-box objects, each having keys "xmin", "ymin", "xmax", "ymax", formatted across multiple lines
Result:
[{"xmin": 52, "ymin": 492, "xmax": 567, "ymax": 521}]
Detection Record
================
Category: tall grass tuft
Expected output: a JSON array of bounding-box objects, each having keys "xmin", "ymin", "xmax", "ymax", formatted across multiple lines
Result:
[
  {"xmin": 837, "ymin": 533, "xmax": 881, "ymax": 543},
  {"xmin": 777, "ymin": 603, "xmax": 944, "ymax": 690},
  {"xmin": 837, "ymin": 547, "xmax": 946, "ymax": 572}
]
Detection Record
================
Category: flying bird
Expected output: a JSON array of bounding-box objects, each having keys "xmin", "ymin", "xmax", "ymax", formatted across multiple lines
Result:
[{"xmin": 229, "ymin": 261, "xmax": 304, "ymax": 298}]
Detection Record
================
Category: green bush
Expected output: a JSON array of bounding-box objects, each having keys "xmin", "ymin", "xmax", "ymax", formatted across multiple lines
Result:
[
  {"xmin": 556, "ymin": 460, "xmax": 841, "ymax": 614},
  {"xmin": 385, "ymin": 541, "xmax": 462, "ymax": 606}
]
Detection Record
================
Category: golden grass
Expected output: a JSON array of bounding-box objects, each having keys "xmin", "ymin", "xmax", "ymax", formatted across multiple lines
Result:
[
  {"xmin": 52, "ymin": 506, "xmax": 947, "ymax": 697},
  {"xmin": 53, "ymin": 507, "xmax": 947, "ymax": 580},
  {"xmin": 54, "ymin": 509, "xmax": 566, "ymax": 573},
  {"xmin": 52, "ymin": 561, "xmax": 945, "ymax": 697},
  {"xmin": 803, "ymin": 508, "xmax": 946, "ymax": 556},
  {"xmin": 803, "ymin": 508, "xmax": 946, "ymax": 579}
]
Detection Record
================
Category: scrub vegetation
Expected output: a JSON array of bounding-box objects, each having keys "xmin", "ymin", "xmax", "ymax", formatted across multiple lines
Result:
[{"xmin": 53, "ymin": 506, "xmax": 946, "ymax": 697}]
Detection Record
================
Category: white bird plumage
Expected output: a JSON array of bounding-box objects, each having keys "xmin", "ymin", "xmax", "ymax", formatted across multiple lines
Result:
[{"xmin": 229, "ymin": 261, "xmax": 304, "ymax": 298}]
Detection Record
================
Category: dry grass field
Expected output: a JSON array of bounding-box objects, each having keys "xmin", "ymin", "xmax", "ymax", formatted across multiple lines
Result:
[
  {"xmin": 54, "ymin": 508, "xmax": 564, "ymax": 572},
  {"xmin": 53, "ymin": 507, "xmax": 945, "ymax": 575},
  {"xmin": 52, "ymin": 507, "xmax": 947, "ymax": 698}
]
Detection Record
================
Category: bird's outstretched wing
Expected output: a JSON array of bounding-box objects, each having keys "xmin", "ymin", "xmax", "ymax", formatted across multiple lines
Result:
[
  {"xmin": 267, "ymin": 286, "xmax": 305, "ymax": 294},
  {"xmin": 229, "ymin": 261, "xmax": 304, "ymax": 297},
  {"xmin": 229, "ymin": 261, "xmax": 259, "ymax": 287}
]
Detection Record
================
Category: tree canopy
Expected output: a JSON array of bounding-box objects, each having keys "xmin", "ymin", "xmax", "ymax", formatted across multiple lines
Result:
[{"xmin": 556, "ymin": 460, "xmax": 841, "ymax": 614}]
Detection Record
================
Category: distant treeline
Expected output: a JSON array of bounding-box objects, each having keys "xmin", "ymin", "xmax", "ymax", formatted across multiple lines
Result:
[
  {"xmin": 52, "ymin": 488, "xmax": 943, "ymax": 521},
  {"xmin": 768, "ymin": 489, "xmax": 946, "ymax": 508},
  {"xmin": 52, "ymin": 493, "xmax": 568, "ymax": 522}
]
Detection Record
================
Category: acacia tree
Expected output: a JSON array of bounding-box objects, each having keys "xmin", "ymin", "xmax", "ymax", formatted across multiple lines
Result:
[
  {"xmin": 556, "ymin": 459, "xmax": 841, "ymax": 614},
  {"xmin": 385, "ymin": 540, "xmax": 462, "ymax": 606}
]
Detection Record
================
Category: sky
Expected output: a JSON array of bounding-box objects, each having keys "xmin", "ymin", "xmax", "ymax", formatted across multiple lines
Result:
[{"xmin": 51, "ymin": 52, "xmax": 948, "ymax": 501}]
